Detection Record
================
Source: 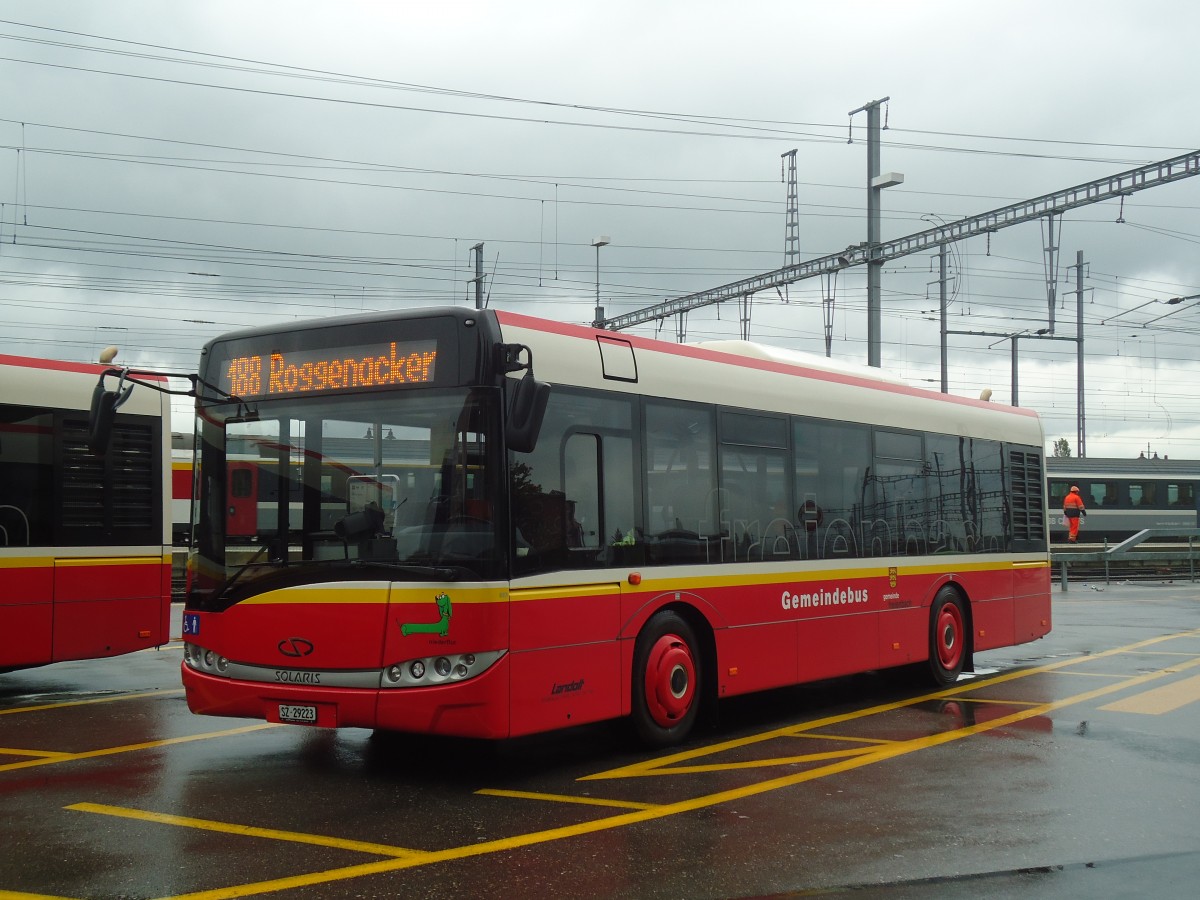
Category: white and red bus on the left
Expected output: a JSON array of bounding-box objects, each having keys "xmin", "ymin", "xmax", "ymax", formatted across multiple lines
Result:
[{"xmin": 0, "ymin": 354, "xmax": 172, "ymax": 672}]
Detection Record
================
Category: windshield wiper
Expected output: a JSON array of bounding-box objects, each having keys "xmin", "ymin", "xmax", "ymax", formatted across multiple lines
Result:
[
  {"xmin": 211, "ymin": 543, "xmax": 273, "ymax": 603},
  {"xmin": 347, "ymin": 559, "xmax": 462, "ymax": 581},
  {"xmin": 289, "ymin": 556, "xmax": 463, "ymax": 581}
]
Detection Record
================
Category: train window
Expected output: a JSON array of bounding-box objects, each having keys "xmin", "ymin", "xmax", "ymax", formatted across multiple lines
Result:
[
  {"xmin": 1128, "ymin": 481, "xmax": 1159, "ymax": 507},
  {"xmin": 1167, "ymin": 482, "xmax": 1196, "ymax": 508},
  {"xmin": 230, "ymin": 467, "xmax": 254, "ymax": 499},
  {"xmin": 1048, "ymin": 480, "xmax": 1071, "ymax": 506},
  {"xmin": 1089, "ymin": 481, "xmax": 1118, "ymax": 507}
]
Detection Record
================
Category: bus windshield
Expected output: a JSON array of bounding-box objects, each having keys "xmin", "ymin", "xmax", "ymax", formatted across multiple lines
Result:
[{"xmin": 190, "ymin": 386, "xmax": 502, "ymax": 607}]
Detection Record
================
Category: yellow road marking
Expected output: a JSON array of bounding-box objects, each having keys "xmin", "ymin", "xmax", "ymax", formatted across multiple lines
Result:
[
  {"xmin": 1100, "ymin": 672, "xmax": 1200, "ymax": 715},
  {"xmin": 787, "ymin": 732, "xmax": 894, "ymax": 744},
  {"xmin": 622, "ymin": 746, "xmax": 879, "ymax": 776},
  {"xmin": 147, "ymin": 646, "xmax": 1200, "ymax": 900},
  {"xmin": 1049, "ymin": 670, "xmax": 1130, "ymax": 678},
  {"xmin": 0, "ymin": 748, "xmax": 72, "ymax": 760},
  {"xmin": 111, "ymin": 629, "xmax": 1197, "ymax": 900},
  {"xmin": 958, "ymin": 698, "xmax": 1044, "ymax": 706},
  {"xmin": 475, "ymin": 789, "xmax": 658, "ymax": 811},
  {"xmin": 0, "ymin": 890, "xmax": 78, "ymax": 899},
  {"xmin": 67, "ymin": 803, "xmax": 431, "ymax": 860},
  {"xmin": 0, "ymin": 724, "xmax": 277, "ymax": 774},
  {"xmin": 0, "ymin": 689, "xmax": 184, "ymax": 716},
  {"xmin": 14, "ymin": 626, "xmax": 1199, "ymax": 900},
  {"xmin": 585, "ymin": 627, "xmax": 1200, "ymax": 781}
]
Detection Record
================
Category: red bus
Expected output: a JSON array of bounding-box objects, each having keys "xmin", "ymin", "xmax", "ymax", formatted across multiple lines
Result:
[
  {"xmin": 0, "ymin": 354, "xmax": 172, "ymax": 672},
  {"xmin": 179, "ymin": 307, "xmax": 1050, "ymax": 746}
]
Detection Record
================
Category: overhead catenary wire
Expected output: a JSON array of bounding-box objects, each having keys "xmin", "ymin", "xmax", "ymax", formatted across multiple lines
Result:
[{"xmin": 2, "ymin": 17, "xmax": 1199, "ymax": 456}]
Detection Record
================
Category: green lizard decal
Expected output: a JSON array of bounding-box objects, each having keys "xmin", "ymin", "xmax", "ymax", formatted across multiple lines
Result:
[{"xmin": 400, "ymin": 592, "xmax": 452, "ymax": 637}]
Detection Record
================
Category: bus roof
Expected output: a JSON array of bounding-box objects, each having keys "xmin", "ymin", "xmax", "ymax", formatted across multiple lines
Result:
[{"xmin": 495, "ymin": 310, "xmax": 1042, "ymax": 447}]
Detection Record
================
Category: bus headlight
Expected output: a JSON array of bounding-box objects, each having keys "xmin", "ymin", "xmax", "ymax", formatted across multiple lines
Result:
[
  {"xmin": 378, "ymin": 650, "xmax": 505, "ymax": 688},
  {"xmin": 183, "ymin": 643, "xmax": 230, "ymax": 677}
]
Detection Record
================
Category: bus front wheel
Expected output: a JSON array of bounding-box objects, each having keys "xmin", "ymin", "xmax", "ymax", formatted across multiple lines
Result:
[
  {"xmin": 632, "ymin": 611, "xmax": 700, "ymax": 747},
  {"xmin": 928, "ymin": 588, "xmax": 967, "ymax": 686}
]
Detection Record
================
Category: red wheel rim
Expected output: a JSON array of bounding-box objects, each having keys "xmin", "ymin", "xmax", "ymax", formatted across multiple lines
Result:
[
  {"xmin": 935, "ymin": 601, "xmax": 964, "ymax": 673},
  {"xmin": 643, "ymin": 633, "xmax": 696, "ymax": 728}
]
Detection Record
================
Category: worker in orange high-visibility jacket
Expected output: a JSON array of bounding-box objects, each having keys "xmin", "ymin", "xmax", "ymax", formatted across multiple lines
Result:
[{"xmin": 1063, "ymin": 485, "xmax": 1086, "ymax": 542}]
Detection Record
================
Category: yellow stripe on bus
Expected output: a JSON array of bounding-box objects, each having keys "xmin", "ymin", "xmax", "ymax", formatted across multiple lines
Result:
[
  {"xmin": 619, "ymin": 558, "xmax": 1047, "ymax": 594},
  {"xmin": 0, "ymin": 555, "xmax": 170, "ymax": 569},
  {"xmin": 233, "ymin": 558, "xmax": 1047, "ymax": 607},
  {"xmin": 0, "ymin": 556, "xmax": 54, "ymax": 568},
  {"xmin": 511, "ymin": 583, "xmax": 621, "ymax": 603},
  {"xmin": 240, "ymin": 584, "xmax": 509, "ymax": 605},
  {"xmin": 53, "ymin": 556, "xmax": 168, "ymax": 568}
]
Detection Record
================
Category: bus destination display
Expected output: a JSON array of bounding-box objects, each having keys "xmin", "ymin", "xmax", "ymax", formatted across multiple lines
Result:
[{"xmin": 222, "ymin": 339, "xmax": 438, "ymax": 399}]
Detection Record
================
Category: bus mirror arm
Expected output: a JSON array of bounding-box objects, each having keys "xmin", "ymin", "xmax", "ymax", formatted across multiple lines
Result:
[
  {"xmin": 499, "ymin": 342, "xmax": 532, "ymax": 374},
  {"xmin": 88, "ymin": 368, "xmax": 245, "ymax": 455}
]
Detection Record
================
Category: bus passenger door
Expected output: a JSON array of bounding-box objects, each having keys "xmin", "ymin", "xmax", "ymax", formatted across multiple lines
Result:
[{"xmin": 506, "ymin": 399, "xmax": 634, "ymax": 736}]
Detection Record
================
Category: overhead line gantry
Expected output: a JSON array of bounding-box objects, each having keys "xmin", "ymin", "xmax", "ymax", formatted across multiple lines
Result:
[{"xmin": 598, "ymin": 149, "xmax": 1200, "ymax": 351}]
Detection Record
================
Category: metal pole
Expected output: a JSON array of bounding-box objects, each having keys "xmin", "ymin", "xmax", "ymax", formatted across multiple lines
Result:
[
  {"xmin": 1046, "ymin": 215, "xmax": 1058, "ymax": 333},
  {"xmin": 1011, "ymin": 337, "xmax": 1019, "ymax": 406},
  {"xmin": 939, "ymin": 243, "xmax": 948, "ymax": 392},
  {"xmin": 1076, "ymin": 250, "xmax": 1086, "ymax": 457},
  {"xmin": 471, "ymin": 242, "xmax": 484, "ymax": 310},
  {"xmin": 594, "ymin": 245, "xmax": 602, "ymax": 326},
  {"xmin": 591, "ymin": 236, "xmax": 609, "ymax": 328},
  {"xmin": 867, "ymin": 103, "xmax": 882, "ymax": 368}
]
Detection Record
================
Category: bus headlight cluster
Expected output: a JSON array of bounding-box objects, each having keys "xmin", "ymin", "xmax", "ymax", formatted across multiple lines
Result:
[
  {"xmin": 184, "ymin": 642, "xmax": 230, "ymax": 676},
  {"xmin": 380, "ymin": 650, "xmax": 504, "ymax": 688}
]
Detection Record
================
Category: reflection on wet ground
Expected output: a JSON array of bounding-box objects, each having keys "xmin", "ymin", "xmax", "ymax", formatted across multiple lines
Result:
[{"xmin": 1, "ymin": 585, "xmax": 1198, "ymax": 898}]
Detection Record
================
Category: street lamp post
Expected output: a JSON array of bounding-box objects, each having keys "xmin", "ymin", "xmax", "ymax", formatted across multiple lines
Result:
[{"xmin": 591, "ymin": 236, "xmax": 610, "ymax": 328}]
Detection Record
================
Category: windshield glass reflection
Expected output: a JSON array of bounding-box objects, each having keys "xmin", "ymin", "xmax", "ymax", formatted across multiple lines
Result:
[{"xmin": 190, "ymin": 387, "xmax": 501, "ymax": 606}]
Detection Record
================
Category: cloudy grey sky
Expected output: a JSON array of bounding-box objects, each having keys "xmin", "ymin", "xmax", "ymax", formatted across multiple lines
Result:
[{"xmin": 2, "ymin": 1, "xmax": 1198, "ymax": 457}]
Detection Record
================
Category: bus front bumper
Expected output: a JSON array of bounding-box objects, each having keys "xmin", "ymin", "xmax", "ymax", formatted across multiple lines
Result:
[{"xmin": 181, "ymin": 657, "xmax": 512, "ymax": 739}]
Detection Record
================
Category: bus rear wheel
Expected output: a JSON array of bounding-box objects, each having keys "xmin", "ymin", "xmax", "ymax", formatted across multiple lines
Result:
[
  {"xmin": 928, "ymin": 588, "xmax": 967, "ymax": 686},
  {"xmin": 632, "ymin": 611, "xmax": 700, "ymax": 747}
]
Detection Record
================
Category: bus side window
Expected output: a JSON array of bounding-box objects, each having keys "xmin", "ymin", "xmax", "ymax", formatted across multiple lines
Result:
[
  {"xmin": 563, "ymin": 432, "xmax": 600, "ymax": 550},
  {"xmin": 645, "ymin": 401, "xmax": 716, "ymax": 564},
  {"xmin": 512, "ymin": 389, "xmax": 637, "ymax": 573},
  {"xmin": 0, "ymin": 405, "xmax": 52, "ymax": 546}
]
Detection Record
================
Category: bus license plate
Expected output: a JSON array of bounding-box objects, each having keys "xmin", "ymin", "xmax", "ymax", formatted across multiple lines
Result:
[{"xmin": 278, "ymin": 704, "xmax": 318, "ymax": 724}]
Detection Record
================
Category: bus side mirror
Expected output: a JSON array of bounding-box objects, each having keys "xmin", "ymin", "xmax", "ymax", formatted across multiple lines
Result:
[
  {"xmin": 505, "ymin": 371, "xmax": 550, "ymax": 454},
  {"xmin": 88, "ymin": 374, "xmax": 134, "ymax": 455}
]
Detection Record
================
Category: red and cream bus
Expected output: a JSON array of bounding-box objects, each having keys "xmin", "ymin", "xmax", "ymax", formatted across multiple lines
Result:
[
  {"xmin": 0, "ymin": 354, "xmax": 172, "ymax": 672},
  {"xmin": 179, "ymin": 307, "xmax": 1050, "ymax": 746}
]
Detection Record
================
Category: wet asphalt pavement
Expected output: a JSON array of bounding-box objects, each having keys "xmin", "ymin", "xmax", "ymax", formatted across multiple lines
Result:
[{"xmin": 2, "ymin": 579, "xmax": 1198, "ymax": 899}]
